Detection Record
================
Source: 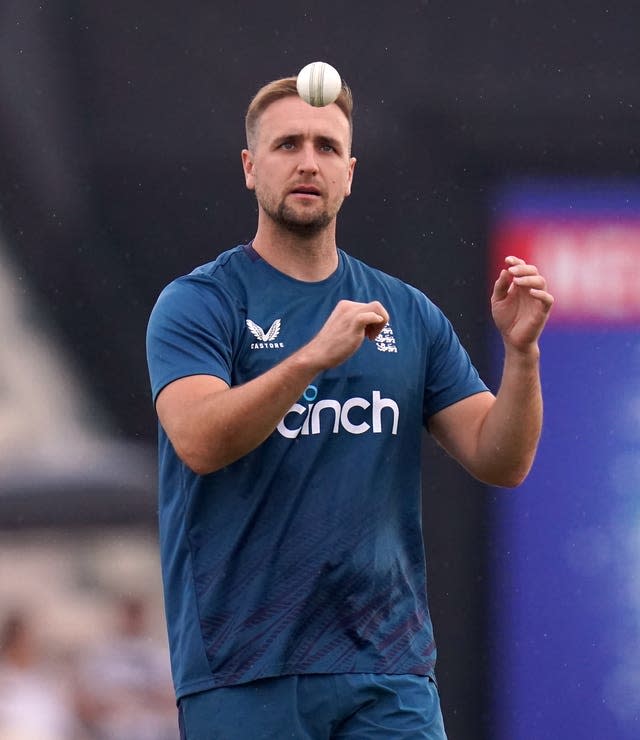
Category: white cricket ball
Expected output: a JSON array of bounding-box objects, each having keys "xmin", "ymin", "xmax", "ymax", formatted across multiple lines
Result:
[{"xmin": 296, "ymin": 61, "xmax": 342, "ymax": 107}]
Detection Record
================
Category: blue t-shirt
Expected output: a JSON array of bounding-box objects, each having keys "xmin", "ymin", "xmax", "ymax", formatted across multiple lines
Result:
[{"xmin": 146, "ymin": 244, "xmax": 488, "ymax": 700}]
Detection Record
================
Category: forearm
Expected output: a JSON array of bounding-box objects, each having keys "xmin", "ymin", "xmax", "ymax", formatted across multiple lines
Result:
[
  {"xmin": 475, "ymin": 343, "xmax": 543, "ymax": 487},
  {"xmin": 166, "ymin": 347, "xmax": 323, "ymax": 474},
  {"xmin": 159, "ymin": 299, "xmax": 390, "ymax": 475},
  {"xmin": 430, "ymin": 255, "xmax": 552, "ymax": 486}
]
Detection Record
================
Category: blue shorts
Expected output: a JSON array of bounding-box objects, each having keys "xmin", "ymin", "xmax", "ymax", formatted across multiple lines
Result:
[{"xmin": 178, "ymin": 673, "xmax": 447, "ymax": 739}]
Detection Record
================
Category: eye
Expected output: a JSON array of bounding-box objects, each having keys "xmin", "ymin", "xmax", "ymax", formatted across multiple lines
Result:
[
  {"xmin": 279, "ymin": 140, "xmax": 295, "ymax": 150},
  {"xmin": 318, "ymin": 139, "xmax": 339, "ymax": 153}
]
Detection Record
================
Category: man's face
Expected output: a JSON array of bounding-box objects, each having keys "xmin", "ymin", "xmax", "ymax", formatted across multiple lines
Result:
[{"xmin": 242, "ymin": 96, "xmax": 356, "ymax": 236}]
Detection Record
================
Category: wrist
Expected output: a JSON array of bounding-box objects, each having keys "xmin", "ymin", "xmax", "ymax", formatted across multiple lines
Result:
[
  {"xmin": 502, "ymin": 341, "xmax": 541, "ymax": 364},
  {"xmin": 289, "ymin": 342, "xmax": 327, "ymax": 378}
]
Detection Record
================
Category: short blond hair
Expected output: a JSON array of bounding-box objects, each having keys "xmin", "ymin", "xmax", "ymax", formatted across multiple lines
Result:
[{"xmin": 245, "ymin": 76, "xmax": 354, "ymax": 151}]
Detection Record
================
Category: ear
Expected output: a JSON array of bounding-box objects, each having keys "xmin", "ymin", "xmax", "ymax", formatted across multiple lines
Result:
[
  {"xmin": 241, "ymin": 149, "xmax": 255, "ymax": 191},
  {"xmin": 345, "ymin": 156, "xmax": 357, "ymax": 197}
]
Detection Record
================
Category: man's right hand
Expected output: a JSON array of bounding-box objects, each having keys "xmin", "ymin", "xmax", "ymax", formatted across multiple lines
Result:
[{"xmin": 300, "ymin": 300, "xmax": 390, "ymax": 371}]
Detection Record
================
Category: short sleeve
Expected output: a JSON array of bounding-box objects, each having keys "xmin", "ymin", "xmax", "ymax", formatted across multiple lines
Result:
[
  {"xmin": 421, "ymin": 299, "xmax": 488, "ymax": 424},
  {"xmin": 146, "ymin": 276, "xmax": 236, "ymax": 403}
]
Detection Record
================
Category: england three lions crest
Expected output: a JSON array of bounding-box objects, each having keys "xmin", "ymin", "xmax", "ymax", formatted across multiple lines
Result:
[{"xmin": 375, "ymin": 324, "xmax": 398, "ymax": 353}]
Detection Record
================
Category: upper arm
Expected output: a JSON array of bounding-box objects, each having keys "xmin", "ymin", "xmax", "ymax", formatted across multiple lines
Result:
[
  {"xmin": 146, "ymin": 277, "xmax": 235, "ymax": 404},
  {"xmin": 427, "ymin": 390, "xmax": 495, "ymax": 474},
  {"xmin": 155, "ymin": 375, "xmax": 230, "ymax": 460}
]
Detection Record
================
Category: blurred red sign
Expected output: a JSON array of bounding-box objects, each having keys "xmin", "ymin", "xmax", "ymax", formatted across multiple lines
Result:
[{"xmin": 492, "ymin": 218, "xmax": 640, "ymax": 324}]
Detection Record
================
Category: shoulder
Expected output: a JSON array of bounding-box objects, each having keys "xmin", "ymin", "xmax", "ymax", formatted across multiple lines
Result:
[
  {"xmin": 340, "ymin": 251, "xmax": 420, "ymax": 295},
  {"xmin": 189, "ymin": 244, "xmax": 250, "ymax": 282},
  {"xmin": 341, "ymin": 251, "xmax": 439, "ymax": 316},
  {"xmin": 151, "ymin": 245, "xmax": 251, "ymax": 314}
]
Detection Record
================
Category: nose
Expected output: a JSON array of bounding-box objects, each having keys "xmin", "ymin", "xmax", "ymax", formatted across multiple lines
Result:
[{"xmin": 297, "ymin": 143, "xmax": 319, "ymax": 174}]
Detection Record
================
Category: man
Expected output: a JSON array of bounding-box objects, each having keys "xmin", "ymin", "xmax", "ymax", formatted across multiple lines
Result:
[{"xmin": 146, "ymin": 74, "xmax": 553, "ymax": 739}]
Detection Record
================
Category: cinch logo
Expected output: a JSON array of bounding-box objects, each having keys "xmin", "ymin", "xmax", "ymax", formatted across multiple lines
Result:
[
  {"xmin": 246, "ymin": 318, "xmax": 284, "ymax": 350},
  {"xmin": 277, "ymin": 388, "xmax": 399, "ymax": 438}
]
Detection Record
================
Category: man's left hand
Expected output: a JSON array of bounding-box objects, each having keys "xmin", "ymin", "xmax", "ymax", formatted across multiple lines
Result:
[{"xmin": 491, "ymin": 255, "xmax": 554, "ymax": 351}]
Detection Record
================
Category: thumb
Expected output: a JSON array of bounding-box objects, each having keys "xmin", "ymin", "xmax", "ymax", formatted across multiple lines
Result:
[
  {"xmin": 493, "ymin": 269, "xmax": 512, "ymax": 300},
  {"xmin": 365, "ymin": 313, "xmax": 387, "ymax": 341}
]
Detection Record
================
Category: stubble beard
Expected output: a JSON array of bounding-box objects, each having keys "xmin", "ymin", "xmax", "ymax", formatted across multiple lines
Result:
[{"xmin": 257, "ymin": 190, "xmax": 341, "ymax": 238}]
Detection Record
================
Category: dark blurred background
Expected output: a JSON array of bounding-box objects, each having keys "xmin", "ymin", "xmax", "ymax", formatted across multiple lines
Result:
[{"xmin": 1, "ymin": 2, "xmax": 639, "ymax": 737}]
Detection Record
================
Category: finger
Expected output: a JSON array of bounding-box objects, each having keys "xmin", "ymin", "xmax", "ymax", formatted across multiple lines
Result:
[
  {"xmin": 511, "ymin": 274, "xmax": 547, "ymax": 290},
  {"xmin": 528, "ymin": 288, "xmax": 555, "ymax": 311},
  {"xmin": 365, "ymin": 301, "xmax": 389, "ymax": 325},
  {"xmin": 508, "ymin": 263, "xmax": 540, "ymax": 277},
  {"xmin": 365, "ymin": 325, "xmax": 385, "ymax": 341},
  {"xmin": 493, "ymin": 269, "xmax": 513, "ymax": 299},
  {"xmin": 505, "ymin": 255, "xmax": 526, "ymax": 267},
  {"xmin": 361, "ymin": 311, "xmax": 387, "ymax": 325},
  {"xmin": 358, "ymin": 311, "xmax": 388, "ymax": 328},
  {"xmin": 362, "ymin": 312, "xmax": 388, "ymax": 341}
]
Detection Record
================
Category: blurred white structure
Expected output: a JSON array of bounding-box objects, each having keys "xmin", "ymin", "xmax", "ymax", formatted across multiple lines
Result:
[{"xmin": 0, "ymin": 235, "xmax": 156, "ymax": 527}]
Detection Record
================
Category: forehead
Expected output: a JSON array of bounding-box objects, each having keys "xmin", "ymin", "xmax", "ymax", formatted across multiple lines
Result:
[{"xmin": 256, "ymin": 96, "xmax": 351, "ymax": 147}]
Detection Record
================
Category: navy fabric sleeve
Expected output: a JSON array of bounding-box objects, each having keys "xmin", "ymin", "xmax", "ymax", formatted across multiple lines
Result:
[
  {"xmin": 421, "ymin": 297, "xmax": 488, "ymax": 423},
  {"xmin": 146, "ymin": 276, "xmax": 236, "ymax": 403}
]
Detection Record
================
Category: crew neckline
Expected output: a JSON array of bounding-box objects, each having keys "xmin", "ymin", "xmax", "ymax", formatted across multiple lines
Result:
[{"xmin": 241, "ymin": 242, "xmax": 345, "ymax": 287}]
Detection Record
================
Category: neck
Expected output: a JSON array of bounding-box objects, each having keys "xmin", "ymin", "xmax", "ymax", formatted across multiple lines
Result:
[{"xmin": 251, "ymin": 216, "xmax": 339, "ymax": 282}]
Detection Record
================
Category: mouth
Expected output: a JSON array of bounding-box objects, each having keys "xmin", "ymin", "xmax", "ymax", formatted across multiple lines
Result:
[{"xmin": 290, "ymin": 185, "xmax": 321, "ymax": 197}]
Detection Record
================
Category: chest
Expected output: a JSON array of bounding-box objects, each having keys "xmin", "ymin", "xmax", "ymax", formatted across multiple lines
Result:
[{"xmin": 232, "ymin": 288, "xmax": 426, "ymax": 414}]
